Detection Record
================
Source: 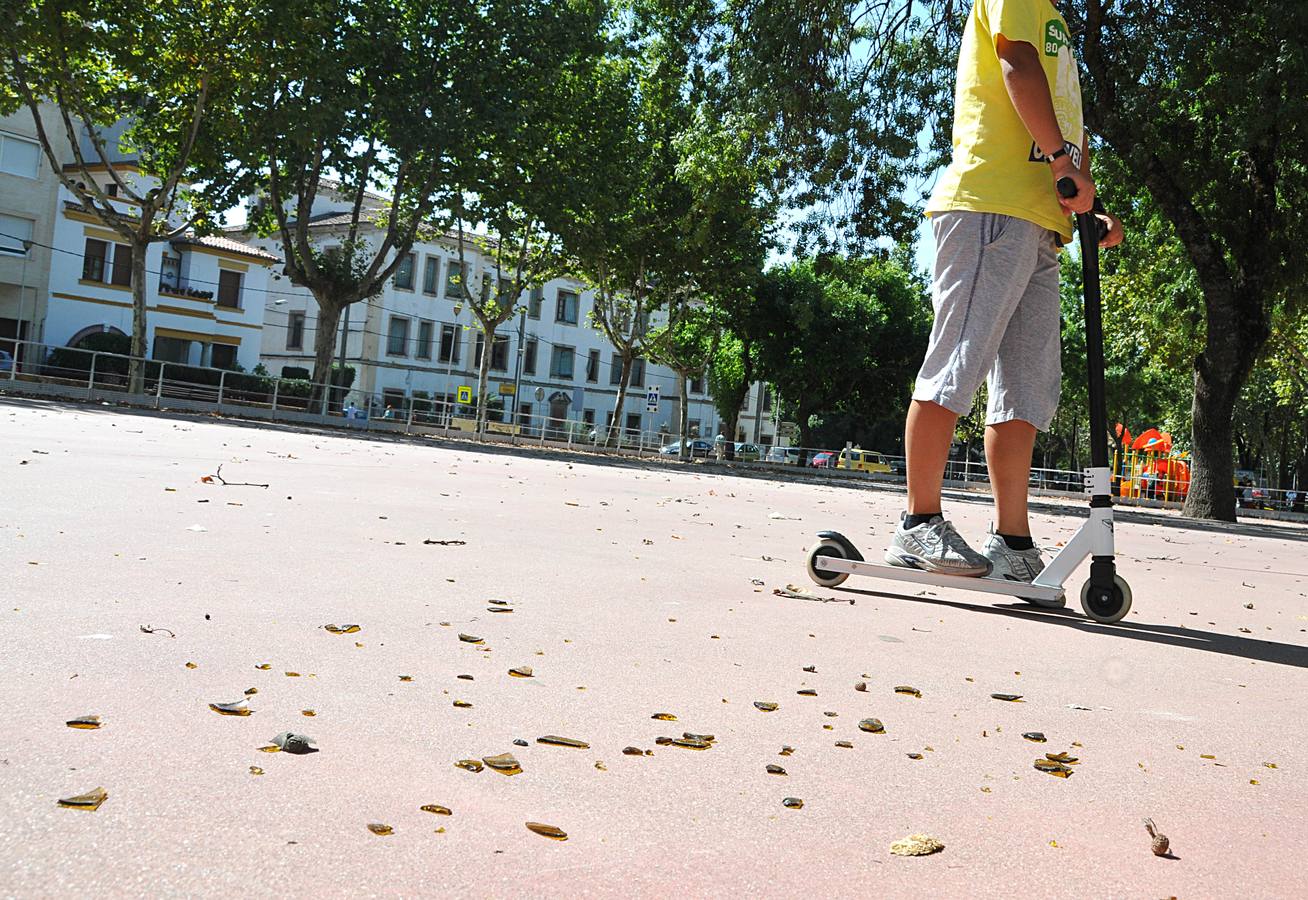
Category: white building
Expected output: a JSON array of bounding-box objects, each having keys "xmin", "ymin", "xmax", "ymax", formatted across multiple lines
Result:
[
  {"xmin": 1, "ymin": 106, "xmax": 278, "ymax": 372},
  {"xmin": 0, "ymin": 106, "xmax": 64, "ymax": 361},
  {"xmin": 239, "ymin": 188, "xmax": 781, "ymax": 444}
]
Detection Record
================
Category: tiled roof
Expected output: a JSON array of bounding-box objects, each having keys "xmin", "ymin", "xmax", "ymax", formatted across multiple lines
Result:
[
  {"xmin": 64, "ymin": 201, "xmax": 280, "ymax": 263},
  {"xmin": 171, "ymin": 234, "xmax": 281, "ymax": 264}
]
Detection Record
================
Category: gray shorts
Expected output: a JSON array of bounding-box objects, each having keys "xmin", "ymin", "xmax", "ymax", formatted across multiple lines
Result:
[{"xmin": 913, "ymin": 211, "xmax": 1062, "ymax": 431}]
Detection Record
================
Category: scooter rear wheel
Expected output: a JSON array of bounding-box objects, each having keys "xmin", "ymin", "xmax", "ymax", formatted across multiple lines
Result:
[
  {"xmin": 806, "ymin": 539, "xmax": 851, "ymax": 588},
  {"xmin": 1080, "ymin": 574, "xmax": 1132, "ymax": 624}
]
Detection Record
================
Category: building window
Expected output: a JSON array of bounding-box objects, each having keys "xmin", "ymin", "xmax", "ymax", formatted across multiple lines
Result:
[
  {"xmin": 152, "ymin": 336, "xmax": 190, "ymax": 364},
  {"xmin": 523, "ymin": 337, "xmax": 537, "ymax": 375},
  {"xmin": 387, "ymin": 316, "xmax": 410, "ymax": 356},
  {"xmin": 109, "ymin": 243, "xmax": 133, "ymax": 286},
  {"xmin": 0, "ymin": 132, "xmax": 40, "ymax": 178},
  {"xmin": 630, "ymin": 357, "xmax": 645, "ymax": 388},
  {"xmin": 439, "ymin": 324, "xmax": 460, "ymax": 363},
  {"xmin": 422, "ymin": 256, "xmax": 440, "ymax": 294},
  {"xmin": 475, "ymin": 333, "xmax": 510, "ymax": 371},
  {"xmin": 211, "ymin": 344, "xmax": 238, "ymax": 370},
  {"xmin": 517, "ymin": 402, "xmax": 532, "ymax": 430},
  {"xmin": 159, "ymin": 252, "xmax": 180, "ymax": 290},
  {"xmin": 528, "ymin": 287, "xmax": 543, "ymax": 319},
  {"xmin": 762, "ymin": 386, "xmax": 773, "ymax": 412},
  {"xmin": 82, "ymin": 238, "xmax": 107, "ymax": 281},
  {"xmin": 582, "ymin": 409, "xmax": 595, "ymax": 426},
  {"xmin": 416, "ymin": 320, "xmax": 434, "ymax": 359},
  {"xmin": 105, "ymin": 183, "xmax": 119, "ymax": 197},
  {"xmin": 586, "ymin": 349, "xmax": 599, "ymax": 383},
  {"xmin": 445, "ymin": 260, "xmax": 464, "ymax": 298},
  {"xmin": 550, "ymin": 345, "xmax": 575, "ymax": 379},
  {"xmin": 286, "ymin": 311, "xmax": 305, "ymax": 350},
  {"xmin": 690, "ymin": 373, "xmax": 704, "ymax": 394},
  {"xmin": 394, "ymin": 252, "xmax": 415, "ymax": 290},
  {"xmin": 217, "ymin": 269, "xmax": 242, "ymax": 308},
  {"xmin": 609, "ymin": 352, "xmax": 622, "ymax": 385},
  {"xmin": 625, "ymin": 412, "xmax": 641, "ymax": 436},
  {"xmin": 0, "ymin": 213, "xmax": 33, "ymax": 256},
  {"xmin": 498, "ymin": 277, "xmax": 515, "ymax": 301},
  {"xmin": 383, "ymin": 389, "xmax": 406, "ymax": 414},
  {"xmin": 555, "ymin": 289, "xmax": 578, "ymax": 324}
]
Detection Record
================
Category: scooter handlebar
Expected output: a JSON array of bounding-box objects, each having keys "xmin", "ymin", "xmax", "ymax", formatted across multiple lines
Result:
[{"xmin": 1056, "ymin": 176, "xmax": 1109, "ymax": 241}]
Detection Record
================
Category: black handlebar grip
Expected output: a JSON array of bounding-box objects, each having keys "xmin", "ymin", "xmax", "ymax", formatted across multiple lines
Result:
[{"xmin": 1055, "ymin": 176, "xmax": 1109, "ymax": 242}]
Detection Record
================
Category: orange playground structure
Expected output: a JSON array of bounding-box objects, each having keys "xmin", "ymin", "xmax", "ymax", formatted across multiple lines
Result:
[{"xmin": 1113, "ymin": 424, "xmax": 1191, "ymax": 502}]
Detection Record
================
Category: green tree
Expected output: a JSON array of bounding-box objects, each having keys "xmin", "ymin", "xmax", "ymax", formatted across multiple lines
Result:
[
  {"xmin": 753, "ymin": 255, "xmax": 929, "ymax": 454},
  {"xmin": 1, "ymin": 0, "xmax": 253, "ymax": 391},
  {"xmin": 706, "ymin": 330, "xmax": 754, "ymax": 450},
  {"xmin": 447, "ymin": 0, "xmax": 608, "ymax": 434},
  {"xmin": 241, "ymin": 0, "xmax": 490, "ymax": 411},
  {"xmin": 567, "ymin": 20, "xmax": 695, "ymax": 446},
  {"xmin": 647, "ymin": 300, "xmax": 719, "ymax": 457}
]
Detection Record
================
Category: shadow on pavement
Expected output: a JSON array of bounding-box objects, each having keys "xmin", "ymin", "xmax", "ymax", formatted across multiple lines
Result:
[{"xmin": 836, "ymin": 585, "xmax": 1308, "ymax": 670}]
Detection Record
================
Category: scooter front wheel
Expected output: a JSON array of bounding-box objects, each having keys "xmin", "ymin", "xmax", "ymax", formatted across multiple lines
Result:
[
  {"xmin": 805, "ymin": 539, "xmax": 851, "ymax": 588},
  {"xmin": 1080, "ymin": 574, "xmax": 1132, "ymax": 624}
]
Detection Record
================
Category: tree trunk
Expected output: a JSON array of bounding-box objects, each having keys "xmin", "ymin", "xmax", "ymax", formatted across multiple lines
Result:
[
  {"xmin": 310, "ymin": 301, "xmax": 342, "ymax": 415},
  {"xmin": 1183, "ymin": 365, "xmax": 1241, "ymax": 521},
  {"xmin": 796, "ymin": 412, "xmax": 814, "ymax": 466},
  {"xmin": 474, "ymin": 323, "xmax": 493, "ymax": 435},
  {"xmin": 608, "ymin": 353, "xmax": 634, "ymax": 448},
  {"xmin": 128, "ymin": 238, "xmax": 149, "ymax": 394},
  {"xmin": 722, "ymin": 409, "xmax": 739, "ymax": 460},
  {"xmin": 677, "ymin": 373, "xmax": 690, "ymax": 461}
]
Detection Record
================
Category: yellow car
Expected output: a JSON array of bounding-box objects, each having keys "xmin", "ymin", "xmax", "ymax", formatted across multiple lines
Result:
[{"xmin": 837, "ymin": 449, "xmax": 892, "ymax": 474}]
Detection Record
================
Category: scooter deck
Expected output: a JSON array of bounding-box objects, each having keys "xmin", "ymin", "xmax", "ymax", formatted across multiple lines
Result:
[{"xmin": 812, "ymin": 555, "xmax": 1066, "ymax": 603}]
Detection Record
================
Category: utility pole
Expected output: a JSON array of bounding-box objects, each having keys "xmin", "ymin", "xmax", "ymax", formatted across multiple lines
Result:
[{"xmin": 511, "ymin": 305, "xmax": 527, "ymax": 437}]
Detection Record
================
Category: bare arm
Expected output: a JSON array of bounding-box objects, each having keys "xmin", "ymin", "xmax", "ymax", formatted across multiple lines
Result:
[{"xmin": 996, "ymin": 34, "xmax": 1094, "ymax": 214}]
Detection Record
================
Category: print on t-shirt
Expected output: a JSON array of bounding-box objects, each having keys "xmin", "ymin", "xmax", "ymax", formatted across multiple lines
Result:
[{"xmin": 1028, "ymin": 17, "xmax": 1083, "ymax": 167}]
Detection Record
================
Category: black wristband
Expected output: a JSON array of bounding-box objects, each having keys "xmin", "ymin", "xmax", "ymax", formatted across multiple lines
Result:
[{"xmin": 1047, "ymin": 147, "xmax": 1068, "ymax": 163}]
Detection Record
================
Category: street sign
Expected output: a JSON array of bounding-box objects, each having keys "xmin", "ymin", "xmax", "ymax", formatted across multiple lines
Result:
[
  {"xmin": 646, "ymin": 386, "xmax": 660, "ymax": 413},
  {"xmin": 498, "ymin": 383, "xmax": 516, "ymax": 395},
  {"xmin": 456, "ymin": 385, "xmax": 472, "ymax": 404}
]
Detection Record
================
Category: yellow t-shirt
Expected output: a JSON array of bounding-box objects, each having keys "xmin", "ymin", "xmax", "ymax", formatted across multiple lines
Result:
[{"xmin": 927, "ymin": 0, "xmax": 1084, "ymax": 240}]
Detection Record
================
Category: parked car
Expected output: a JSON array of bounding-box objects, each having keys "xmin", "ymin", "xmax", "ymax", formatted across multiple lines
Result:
[
  {"xmin": 659, "ymin": 439, "xmax": 713, "ymax": 458},
  {"xmin": 734, "ymin": 442, "xmax": 762, "ymax": 461},
  {"xmin": 810, "ymin": 451, "xmax": 837, "ymax": 468},
  {"xmin": 0, "ymin": 349, "xmax": 12, "ymax": 373},
  {"xmin": 837, "ymin": 449, "xmax": 891, "ymax": 474},
  {"xmin": 767, "ymin": 446, "xmax": 803, "ymax": 465}
]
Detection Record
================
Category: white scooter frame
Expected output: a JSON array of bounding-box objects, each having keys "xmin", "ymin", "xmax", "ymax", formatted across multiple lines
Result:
[{"xmin": 803, "ymin": 184, "xmax": 1133, "ymax": 624}]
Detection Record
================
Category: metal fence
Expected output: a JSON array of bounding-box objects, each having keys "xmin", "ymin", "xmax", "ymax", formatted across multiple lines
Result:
[{"xmin": 8, "ymin": 337, "xmax": 1301, "ymax": 512}]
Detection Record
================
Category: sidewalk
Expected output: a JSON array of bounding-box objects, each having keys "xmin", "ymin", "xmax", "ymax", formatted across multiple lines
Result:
[{"xmin": 3, "ymin": 397, "xmax": 1306, "ymax": 898}]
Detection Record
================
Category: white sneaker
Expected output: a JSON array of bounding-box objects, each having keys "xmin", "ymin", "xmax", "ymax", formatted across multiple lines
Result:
[
  {"xmin": 884, "ymin": 514, "xmax": 991, "ymax": 577},
  {"xmin": 981, "ymin": 530, "xmax": 1065, "ymax": 609}
]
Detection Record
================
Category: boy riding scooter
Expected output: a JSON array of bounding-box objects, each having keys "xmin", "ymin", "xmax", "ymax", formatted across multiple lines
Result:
[{"xmin": 885, "ymin": 0, "xmax": 1122, "ymax": 604}]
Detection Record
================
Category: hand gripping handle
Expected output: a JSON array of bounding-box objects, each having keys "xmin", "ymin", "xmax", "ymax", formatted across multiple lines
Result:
[{"xmin": 1057, "ymin": 176, "xmax": 1109, "ymax": 242}]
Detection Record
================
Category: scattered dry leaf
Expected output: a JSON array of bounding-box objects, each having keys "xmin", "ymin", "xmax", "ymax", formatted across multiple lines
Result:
[{"xmin": 890, "ymin": 834, "xmax": 944, "ymax": 856}]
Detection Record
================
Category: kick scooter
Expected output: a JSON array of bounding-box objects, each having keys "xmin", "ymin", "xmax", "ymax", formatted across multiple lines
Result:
[{"xmin": 803, "ymin": 178, "xmax": 1132, "ymax": 624}]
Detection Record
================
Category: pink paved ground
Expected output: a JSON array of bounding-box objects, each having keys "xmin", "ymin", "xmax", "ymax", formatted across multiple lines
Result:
[{"xmin": 3, "ymin": 396, "xmax": 1307, "ymax": 898}]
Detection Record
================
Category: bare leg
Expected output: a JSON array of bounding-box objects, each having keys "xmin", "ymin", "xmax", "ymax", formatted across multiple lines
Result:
[
  {"xmin": 984, "ymin": 419, "xmax": 1037, "ymax": 536},
  {"xmin": 905, "ymin": 400, "xmax": 959, "ymax": 514}
]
